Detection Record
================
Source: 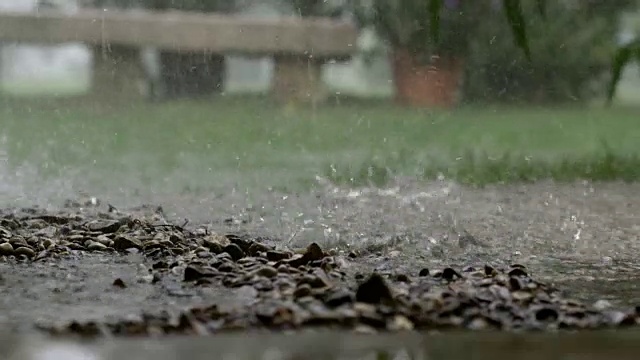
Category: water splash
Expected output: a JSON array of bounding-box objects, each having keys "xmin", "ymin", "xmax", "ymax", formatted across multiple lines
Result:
[{"xmin": 0, "ymin": 134, "xmax": 78, "ymax": 209}]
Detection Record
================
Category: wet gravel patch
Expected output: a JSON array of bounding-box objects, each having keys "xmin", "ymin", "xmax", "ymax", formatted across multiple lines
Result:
[
  {"xmin": 2, "ymin": 183, "xmax": 640, "ymax": 339},
  {"xmin": 43, "ymin": 254, "xmax": 640, "ymax": 338}
]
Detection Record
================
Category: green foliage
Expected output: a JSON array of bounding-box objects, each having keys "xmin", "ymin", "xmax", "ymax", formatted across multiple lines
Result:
[
  {"xmin": 464, "ymin": 1, "xmax": 632, "ymax": 104},
  {"xmin": 322, "ymin": 148, "xmax": 415, "ymax": 188},
  {"xmin": 324, "ymin": 143, "xmax": 640, "ymax": 188},
  {"xmin": 349, "ymin": 0, "xmax": 486, "ymax": 59},
  {"xmin": 503, "ymin": 0, "xmax": 531, "ymax": 59},
  {"xmin": 4, "ymin": 96, "xmax": 640, "ymax": 191},
  {"xmin": 347, "ymin": 0, "xmax": 638, "ymax": 104},
  {"xmin": 323, "ymin": 160, "xmax": 392, "ymax": 188},
  {"xmin": 432, "ymin": 141, "xmax": 640, "ymax": 187},
  {"xmin": 427, "ymin": 0, "xmax": 442, "ymax": 44},
  {"xmin": 608, "ymin": 38, "xmax": 640, "ymax": 105}
]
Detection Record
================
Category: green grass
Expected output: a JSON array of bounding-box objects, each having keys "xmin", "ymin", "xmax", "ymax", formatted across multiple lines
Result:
[
  {"xmin": 1, "ymin": 95, "xmax": 640, "ymax": 195},
  {"xmin": 1, "ymin": 78, "xmax": 90, "ymax": 97}
]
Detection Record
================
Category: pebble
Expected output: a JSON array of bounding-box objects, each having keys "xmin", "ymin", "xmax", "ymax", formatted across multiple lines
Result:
[
  {"xmin": 113, "ymin": 235, "xmax": 142, "ymax": 251},
  {"xmin": 593, "ymin": 299, "xmax": 613, "ymax": 310},
  {"xmin": 113, "ymin": 278, "xmax": 127, "ymax": 289},
  {"xmin": 14, "ymin": 246, "xmax": 36, "ymax": 258},
  {"xmin": 0, "ymin": 242, "xmax": 14, "ymax": 255},
  {"xmin": 87, "ymin": 241, "xmax": 108, "ymax": 252},
  {"xmin": 355, "ymin": 273, "xmax": 394, "ymax": 305},
  {"xmin": 223, "ymin": 244, "xmax": 245, "ymax": 261},
  {"xmin": 254, "ymin": 266, "xmax": 278, "ymax": 278},
  {"xmin": 184, "ymin": 265, "xmax": 218, "ymax": 282}
]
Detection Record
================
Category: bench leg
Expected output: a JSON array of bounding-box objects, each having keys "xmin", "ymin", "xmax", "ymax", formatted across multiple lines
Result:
[
  {"xmin": 89, "ymin": 44, "xmax": 146, "ymax": 101},
  {"xmin": 271, "ymin": 55, "xmax": 327, "ymax": 105},
  {"xmin": 158, "ymin": 51, "xmax": 225, "ymax": 100}
]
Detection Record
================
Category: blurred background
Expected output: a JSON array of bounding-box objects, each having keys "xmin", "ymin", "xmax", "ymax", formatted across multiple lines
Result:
[{"xmin": 0, "ymin": 0, "xmax": 640, "ymax": 217}]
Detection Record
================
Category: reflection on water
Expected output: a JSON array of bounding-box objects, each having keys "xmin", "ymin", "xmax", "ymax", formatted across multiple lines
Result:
[{"xmin": 5, "ymin": 330, "xmax": 640, "ymax": 360}]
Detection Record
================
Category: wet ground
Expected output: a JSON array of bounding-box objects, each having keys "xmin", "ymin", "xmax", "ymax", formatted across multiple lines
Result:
[
  {"xmin": 5, "ymin": 330, "xmax": 640, "ymax": 360},
  {"xmin": 124, "ymin": 177, "xmax": 640, "ymax": 306},
  {"xmin": 2, "ymin": 178, "xmax": 640, "ymax": 358}
]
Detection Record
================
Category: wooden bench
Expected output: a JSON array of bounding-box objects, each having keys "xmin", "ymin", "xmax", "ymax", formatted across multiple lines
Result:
[{"xmin": 0, "ymin": 9, "xmax": 358, "ymax": 103}]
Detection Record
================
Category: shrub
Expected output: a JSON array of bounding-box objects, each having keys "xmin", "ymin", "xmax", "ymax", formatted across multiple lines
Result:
[{"xmin": 463, "ymin": 0, "xmax": 635, "ymax": 104}]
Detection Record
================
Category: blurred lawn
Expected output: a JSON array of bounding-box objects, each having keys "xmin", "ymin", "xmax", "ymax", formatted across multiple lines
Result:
[{"xmin": 1, "ymin": 96, "xmax": 640, "ymax": 195}]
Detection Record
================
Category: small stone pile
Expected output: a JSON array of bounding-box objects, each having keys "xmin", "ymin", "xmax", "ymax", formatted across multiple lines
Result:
[
  {"xmin": 2, "ymin": 204, "xmax": 640, "ymax": 338},
  {"xmin": 0, "ymin": 204, "xmax": 197, "ymax": 261}
]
